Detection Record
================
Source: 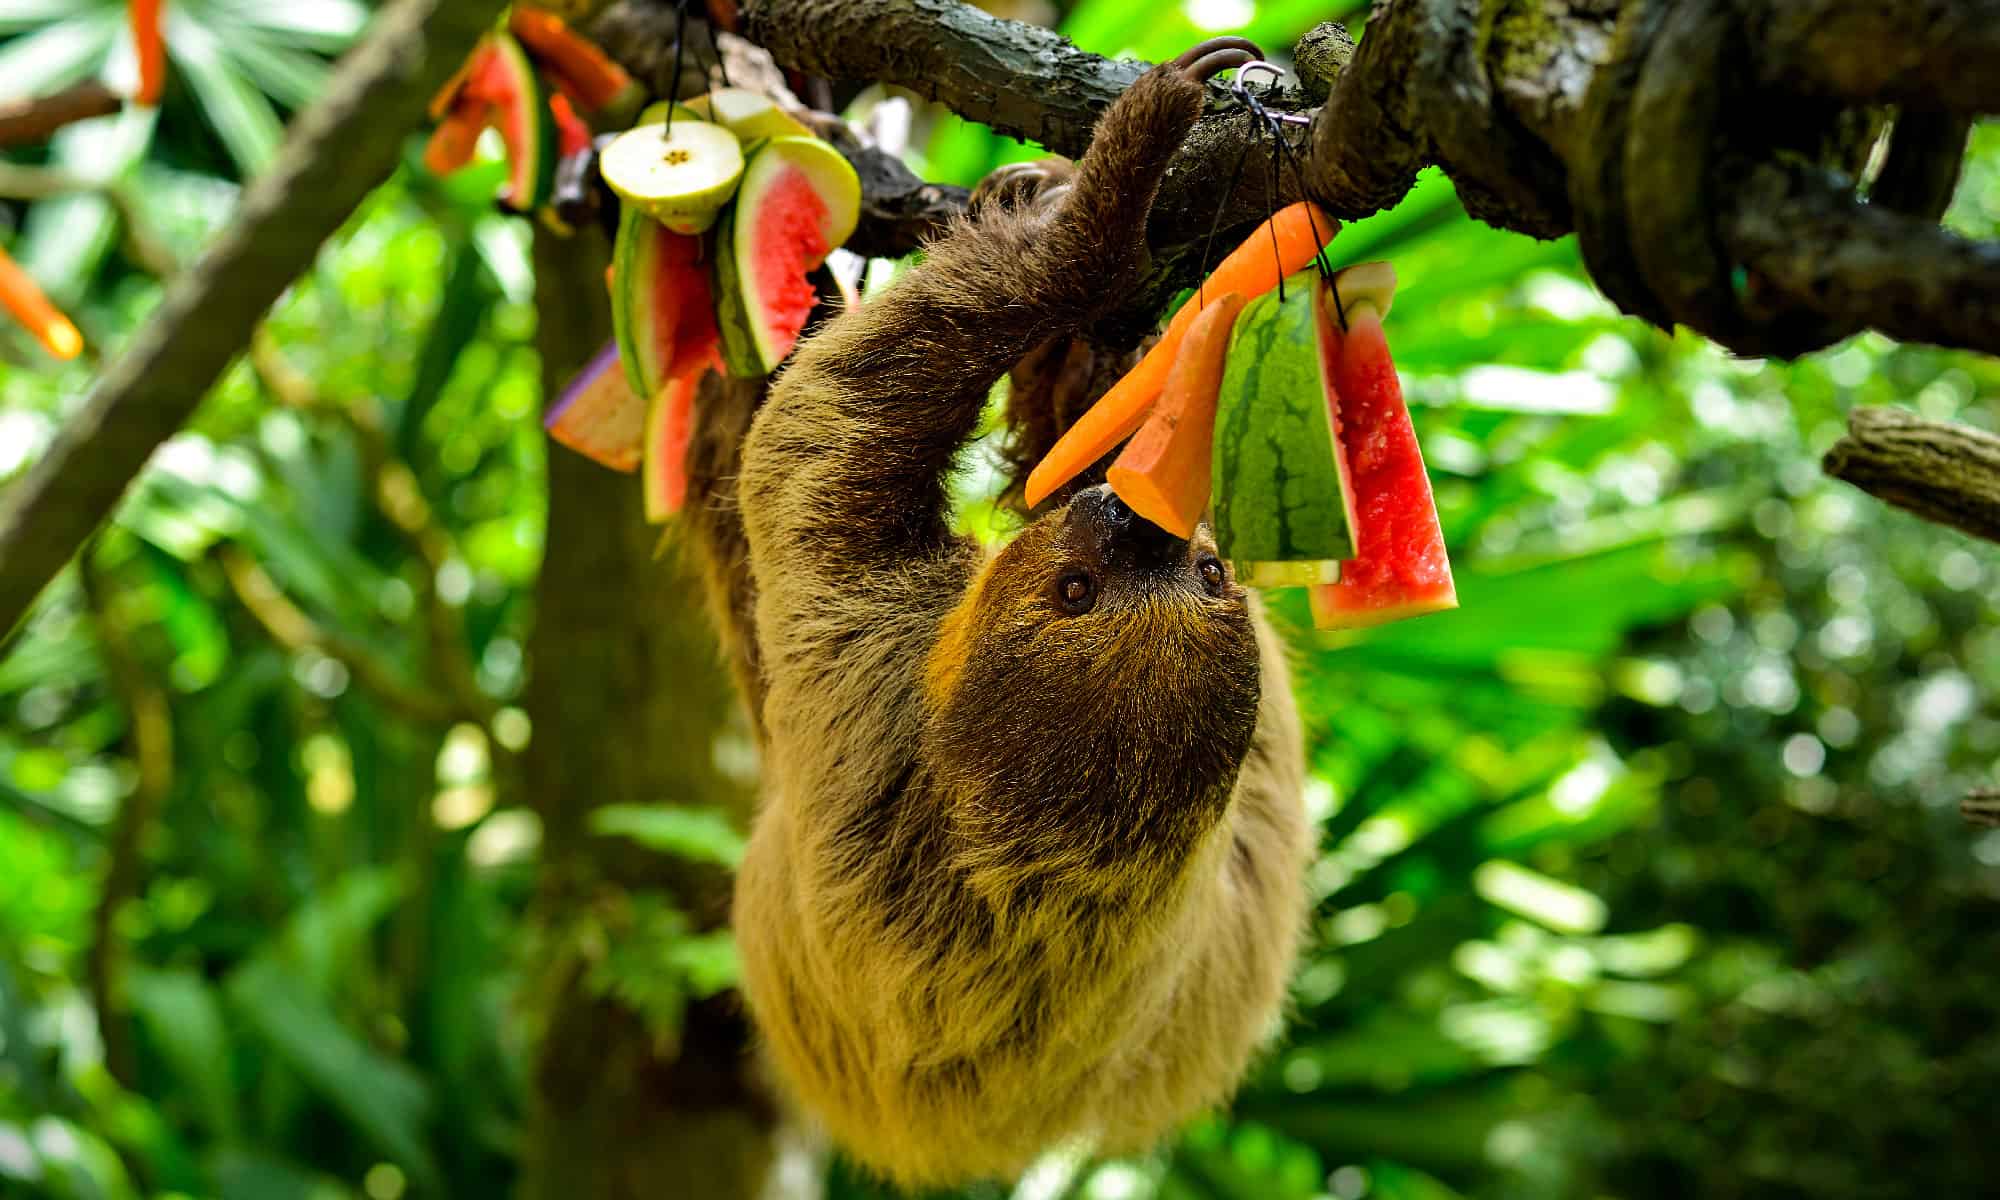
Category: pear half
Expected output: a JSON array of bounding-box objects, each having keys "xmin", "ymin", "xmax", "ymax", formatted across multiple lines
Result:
[{"xmin": 599, "ymin": 119, "xmax": 744, "ymax": 233}]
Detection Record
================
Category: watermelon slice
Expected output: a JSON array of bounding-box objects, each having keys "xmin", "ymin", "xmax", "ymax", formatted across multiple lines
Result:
[
  {"xmin": 1309, "ymin": 280, "xmax": 1458, "ymax": 629},
  {"xmin": 642, "ymin": 367, "xmax": 709, "ymax": 521},
  {"xmin": 610, "ymin": 205, "xmax": 721, "ymax": 403},
  {"xmin": 1210, "ymin": 271, "xmax": 1359, "ymax": 585},
  {"xmin": 714, "ymin": 136, "xmax": 860, "ymax": 377},
  {"xmin": 546, "ymin": 342, "xmax": 647, "ymax": 472},
  {"xmin": 430, "ymin": 33, "xmax": 556, "ymax": 211}
]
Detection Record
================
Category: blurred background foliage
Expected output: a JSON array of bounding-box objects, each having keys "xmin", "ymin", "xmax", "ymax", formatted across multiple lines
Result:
[{"xmin": 1, "ymin": 1, "xmax": 1997, "ymax": 1198}]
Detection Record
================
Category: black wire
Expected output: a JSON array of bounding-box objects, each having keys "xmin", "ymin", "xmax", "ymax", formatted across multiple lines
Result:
[
  {"xmin": 1195, "ymin": 115, "xmax": 1259, "ymax": 313},
  {"xmin": 701, "ymin": 2, "xmax": 732, "ymax": 89},
  {"xmin": 664, "ymin": 2, "xmax": 688, "ymax": 133}
]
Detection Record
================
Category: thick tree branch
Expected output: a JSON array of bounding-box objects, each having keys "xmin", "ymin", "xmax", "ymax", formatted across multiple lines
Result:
[
  {"xmin": 0, "ymin": 0, "xmax": 509, "ymax": 644},
  {"xmin": 1822, "ymin": 407, "xmax": 2000, "ymax": 544},
  {"xmin": 1745, "ymin": 0, "xmax": 2000, "ymax": 114},
  {"xmin": 0, "ymin": 82, "xmax": 120, "ymax": 148}
]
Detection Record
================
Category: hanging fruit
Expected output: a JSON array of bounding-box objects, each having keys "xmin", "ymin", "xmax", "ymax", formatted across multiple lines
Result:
[{"xmin": 1308, "ymin": 264, "xmax": 1458, "ymax": 629}]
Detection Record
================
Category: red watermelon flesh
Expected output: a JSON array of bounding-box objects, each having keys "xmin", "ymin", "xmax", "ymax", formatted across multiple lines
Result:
[
  {"xmin": 642, "ymin": 365, "xmax": 712, "ymax": 522},
  {"xmin": 457, "ymin": 33, "xmax": 554, "ymax": 211},
  {"xmin": 549, "ymin": 91, "xmax": 591, "ymax": 158},
  {"xmin": 1309, "ymin": 305, "xmax": 1458, "ymax": 629},
  {"xmin": 546, "ymin": 341, "xmax": 645, "ymax": 472},
  {"xmin": 746, "ymin": 168, "xmax": 829, "ymax": 363}
]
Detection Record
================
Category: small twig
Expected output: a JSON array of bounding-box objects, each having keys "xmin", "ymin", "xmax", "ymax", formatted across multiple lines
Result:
[
  {"xmin": 77, "ymin": 547, "xmax": 172, "ymax": 1087},
  {"xmin": 0, "ymin": 163, "xmax": 179, "ymax": 278},
  {"xmin": 0, "ymin": 81, "xmax": 121, "ymax": 148},
  {"xmin": 1966, "ymin": 790, "xmax": 2000, "ymax": 828},
  {"xmin": 219, "ymin": 546, "xmax": 464, "ymax": 725},
  {"xmin": 1822, "ymin": 407, "xmax": 2000, "ymax": 544}
]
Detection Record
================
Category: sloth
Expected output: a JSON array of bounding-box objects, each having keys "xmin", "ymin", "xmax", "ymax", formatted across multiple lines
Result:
[{"xmin": 689, "ymin": 39, "xmax": 1313, "ymax": 1188}]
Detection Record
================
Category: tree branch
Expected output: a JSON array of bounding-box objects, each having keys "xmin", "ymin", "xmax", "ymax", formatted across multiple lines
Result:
[
  {"xmin": 1966, "ymin": 789, "xmax": 2000, "ymax": 828},
  {"xmin": 0, "ymin": 82, "xmax": 120, "ymax": 148},
  {"xmin": 0, "ymin": 0, "xmax": 510, "ymax": 644},
  {"xmin": 1822, "ymin": 407, "xmax": 2000, "ymax": 544},
  {"xmin": 1744, "ymin": 0, "xmax": 2000, "ymax": 113}
]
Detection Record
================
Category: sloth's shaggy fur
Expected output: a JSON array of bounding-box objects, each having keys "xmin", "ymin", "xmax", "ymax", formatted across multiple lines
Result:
[{"xmin": 682, "ymin": 55, "xmax": 1312, "ymax": 1188}]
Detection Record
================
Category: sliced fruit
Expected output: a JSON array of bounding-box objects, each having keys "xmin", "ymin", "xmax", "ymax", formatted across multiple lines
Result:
[
  {"xmin": 1023, "ymin": 201, "xmax": 1339, "ymax": 508},
  {"xmin": 451, "ymin": 33, "xmax": 557, "ymax": 211},
  {"xmin": 424, "ymin": 103, "xmax": 487, "ymax": 176},
  {"xmin": 713, "ymin": 136, "xmax": 860, "ymax": 376},
  {"xmin": 546, "ymin": 342, "xmax": 647, "ymax": 472},
  {"xmin": 611, "ymin": 205, "xmax": 720, "ymax": 402},
  {"xmin": 684, "ymin": 88, "xmax": 815, "ymax": 141},
  {"xmin": 1104, "ymin": 291, "xmax": 1245, "ymax": 539},
  {"xmin": 1210, "ymin": 270, "xmax": 1358, "ymax": 584},
  {"xmin": 509, "ymin": 6, "xmax": 642, "ymax": 118},
  {"xmin": 1309, "ymin": 280, "xmax": 1457, "ymax": 629},
  {"xmin": 637, "ymin": 99, "xmax": 707, "ymax": 126},
  {"xmin": 599, "ymin": 119, "xmax": 744, "ymax": 233},
  {"xmin": 550, "ymin": 92, "xmax": 592, "ymax": 158},
  {"xmin": 643, "ymin": 368, "xmax": 707, "ymax": 521}
]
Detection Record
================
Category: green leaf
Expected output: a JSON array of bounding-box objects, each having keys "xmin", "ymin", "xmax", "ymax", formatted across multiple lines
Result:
[
  {"xmin": 0, "ymin": 11, "xmax": 116, "ymax": 95},
  {"xmin": 591, "ymin": 804, "xmax": 747, "ymax": 869},
  {"xmin": 225, "ymin": 958, "xmax": 442, "ymax": 1193},
  {"xmin": 168, "ymin": 10, "xmax": 284, "ymax": 174},
  {"xmin": 125, "ymin": 966, "xmax": 242, "ymax": 1141}
]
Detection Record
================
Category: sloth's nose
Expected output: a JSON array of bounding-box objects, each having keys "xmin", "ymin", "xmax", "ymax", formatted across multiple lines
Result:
[{"xmin": 1076, "ymin": 484, "xmax": 1187, "ymax": 569}]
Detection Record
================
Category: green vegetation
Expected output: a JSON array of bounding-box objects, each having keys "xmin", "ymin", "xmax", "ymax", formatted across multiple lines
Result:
[{"xmin": 2, "ymin": 2, "xmax": 1996, "ymax": 1198}]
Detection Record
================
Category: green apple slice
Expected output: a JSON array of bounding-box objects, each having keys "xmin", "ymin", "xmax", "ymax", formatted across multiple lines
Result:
[
  {"xmin": 684, "ymin": 87, "xmax": 816, "ymax": 141},
  {"xmin": 599, "ymin": 119, "xmax": 744, "ymax": 234}
]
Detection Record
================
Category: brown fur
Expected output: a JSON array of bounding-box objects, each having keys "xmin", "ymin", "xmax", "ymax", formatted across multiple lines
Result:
[{"xmin": 705, "ymin": 60, "xmax": 1310, "ymax": 1188}]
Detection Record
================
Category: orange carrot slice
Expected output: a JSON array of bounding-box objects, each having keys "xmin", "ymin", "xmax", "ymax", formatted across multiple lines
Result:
[
  {"xmin": 0, "ymin": 246, "xmax": 82, "ymax": 360},
  {"xmin": 549, "ymin": 91, "xmax": 591, "ymax": 157},
  {"xmin": 130, "ymin": 0, "xmax": 165, "ymax": 106},
  {"xmin": 1104, "ymin": 291, "xmax": 1245, "ymax": 538},
  {"xmin": 423, "ymin": 101, "xmax": 488, "ymax": 176},
  {"xmin": 510, "ymin": 6, "xmax": 639, "ymax": 115},
  {"xmin": 1024, "ymin": 201, "xmax": 1337, "ymax": 507}
]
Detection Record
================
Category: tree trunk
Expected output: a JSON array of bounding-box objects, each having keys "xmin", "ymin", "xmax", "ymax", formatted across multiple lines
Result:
[{"xmin": 517, "ymin": 225, "xmax": 779, "ymax": 1200}]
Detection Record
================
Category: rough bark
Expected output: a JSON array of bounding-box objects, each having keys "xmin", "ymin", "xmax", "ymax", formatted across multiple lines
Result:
[
  {"xmin": 1744, "ymin": 0, "xmax": 2000, "ymax": 113},
  {"xmin": 0, "ymin": 0, "xmax": 509, "ymax": 643},
  {"xmin": 518, "ymin": 225, "xmax": 778, "ymax": 1200},
  {"xmin": 1822, "ymin": 407, "xmax": 2000, "ymax": 544}
]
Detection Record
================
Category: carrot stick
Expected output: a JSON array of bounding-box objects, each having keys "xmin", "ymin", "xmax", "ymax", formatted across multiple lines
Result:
[
  {"xmin": 549, "ymin": 91, "xmax": 591, "ymax": 158},
  {"xmin": 1105, "ymin": 291, "xmax": 1245, "ymax": 538},
  {"xmin": 509, "ymin": 6, "xmax": 638, "ymax": 115},
  {"xmin": 1024, "ymin": 201, "xmax": 1337, "ymax": 507},
  {"xmin": 129, "ymin": 0, "xmax": 166, "ymax": 106},
  {"xmin": 423, "ymin": 101, "xmax": 488, "ymax": 176},
  {"xmin": 0, "ymin": 246, "xmax": 82, "ymax": 361}
]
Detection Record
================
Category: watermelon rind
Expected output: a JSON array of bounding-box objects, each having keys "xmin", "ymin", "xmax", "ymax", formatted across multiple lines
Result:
[
  {"xmin": 1209, "ymin": 274, "xmax": 1358, "ymax": 574},
  {"xmin": 713, "ymin": 137, "xmax": 862, "ymax": 377},
  {"xmin": 599, "ymin": 119, "xmax": 744, "ymax": 234},
  {"xmin": 611, "ymin": 203, "xmax": 663, "ymax": 400},
  {"xmin": 1235, "ymin": 560, "xmax": 1341, "ymax": 588},
  {"xmin": 488, "ymin": 32, "xmax": 557, "ymax": 212}
]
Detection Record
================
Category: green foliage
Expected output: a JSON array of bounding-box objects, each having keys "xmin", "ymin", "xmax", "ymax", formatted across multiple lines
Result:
[{"xmin": 2, "ymin": 4, "xmax": 1998, "ymax": 1200}]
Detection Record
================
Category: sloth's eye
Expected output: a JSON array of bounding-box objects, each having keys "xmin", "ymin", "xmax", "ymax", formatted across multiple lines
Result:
[
  {"xmin": 1198, "ymin": 557, "xmax": 1225, "ymax": 595},
  {"xmin": 1055, "ymin": 572, "xmax": 1097, "ymax": 614}
]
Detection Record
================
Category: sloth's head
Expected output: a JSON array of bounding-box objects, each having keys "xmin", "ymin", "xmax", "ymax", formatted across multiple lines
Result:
[{"xmin": 925, "ymin": 485, "xmax": 1262, "ymax": 874}]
